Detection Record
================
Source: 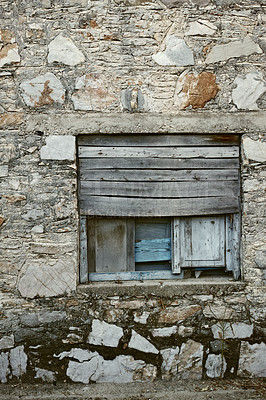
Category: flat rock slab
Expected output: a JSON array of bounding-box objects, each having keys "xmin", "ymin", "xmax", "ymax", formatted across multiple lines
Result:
[{"xmin": 0, "ymin": 380, "xmax": 265, "ymax": 400}]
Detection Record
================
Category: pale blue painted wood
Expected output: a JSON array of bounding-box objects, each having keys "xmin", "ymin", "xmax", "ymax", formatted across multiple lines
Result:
[
  {"xmin": 135, "ymin": 238, "xmax": 171, "ymax": 262},
  {"xmin": 88, "ymin": 270, "xmax": 184, "ymax": 281}
]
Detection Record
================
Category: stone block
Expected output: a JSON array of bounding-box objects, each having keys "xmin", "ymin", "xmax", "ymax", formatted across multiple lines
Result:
[
  {"xmin": 48, "ymin": 33, "xmax": 85, "ymax": 66},
  {"xmin": 128, "ymin": 330, "xmax": 159, "ymax": 354},
  {"xmin": 87, "ymin": 319, "xmax": 123, "ymax": 347},
  {"xmin": 0, "ymin": 113, "xmax": 23, "ymax": 128},
  {"xmin": 203, "ymin": 305, "xmax": 234, "ymax": 319},
  {"xmin": 211, "ymin": 322, "xmax": 253, "ymax": 339},
  {"xmin": 0, "ymin": 352, "xmax": 9, "ymax": 383},
  {"xmin": 178, "ymin": 340, "xmax": 203, "ymax": 379},
  {"xmin": 232, "ymin": 72, "xmax": 266, "ymax": 110},
  {"xmin": 20, "ymin": 73, "xmax": 65, "ymax": 107},
  {"xmin": 152, "ymin": 326, "xmax": 177, "ymax": 337},
  {"xmin": 152, "ymin": 36, "xmax": 194, "ymax": 66},
  {"xmin": 158, "ymin": 305, "xmax": 201, "ymax": 323},
  {"xmin": 17, "ymin": 258, "xmax": 76, "ymax": 298},
  {"xmin": 72, "ymin": 73, "xmax": 117, "ymax": 111},
  {"xmin": 35, "ymin": 368, "xmax": 56, "ymax": 382},
  {"xmin": 161, "ymin": 346, "xmax": 179, "ymax": 378},
  {"xmin": 0, "ymin": 165, "xmax": 8, "ymax": 177},
  {"xmin": 175, "ymin": 71, "xmax": 219, "ymax": 109},
  {"xmin": 133, "ymin": 311, "xmax": 150, "ymax": 324},
  {"xmin": 0, "ymin": 334, "xmax": 14, "ymax": 350},
  {"xmin": 40, "ymin": 135, "xmax": 75, "ymax": 161},
  {"xmin": 206, "ymin": 36, "xmax": 262, "ymax": 63},
  {"xmin": 9, "ymin": 346, "xmax": 27, "ymax": 378},
  {"xmin": 238, "ymin": 342, "xmax": 266, "ymax": 377},
  {"xmin": 205, "ymin": 354, "xmax": 226, "ymax": 378},
  {"xmin": 57, "ymin": 348, "xmax": 98, "ymax": 362},
  {"xmin": 243, "ymin": 137, "xmax": 266, "ymax": 163},
  {"xmin": 0, "ymin": 44, "xmax": 20, "ymax": 68},
  {"xmin": 186, "ymin": 20, "xmax": 217, "ymax": 36}
]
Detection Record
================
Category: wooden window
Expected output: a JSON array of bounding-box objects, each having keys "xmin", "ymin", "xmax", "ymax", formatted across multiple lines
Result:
[{"xmin": 78, "ymin": 134, "xmax": 240, "ymax": 282}]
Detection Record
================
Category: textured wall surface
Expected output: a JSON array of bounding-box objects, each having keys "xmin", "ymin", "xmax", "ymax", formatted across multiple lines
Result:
[{"xmin": 0, "ymin": 0, "xmax": 265, "ymax": 383}]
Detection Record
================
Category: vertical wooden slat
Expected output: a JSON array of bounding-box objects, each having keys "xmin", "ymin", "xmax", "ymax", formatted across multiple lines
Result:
[
  {"xmin": 87, "ymin": 218, "xmax": 96, "ymax": 273},
  {"xmin": 172, "ymin": 218, "xmax": 181, "ymax": 273},
  {"xmin": 126, "ymin": 219, "xmax": 135, "ymax": 272},
  {"xmin": 226, "ymin": 214, "xmax": 241, "ymax": 280},
  {"xmin": 79, "ymin": 216, "xmax": 88, "ymax": 283}
]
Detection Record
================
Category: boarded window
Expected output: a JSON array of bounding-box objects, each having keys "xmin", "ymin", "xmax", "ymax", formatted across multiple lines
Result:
[{"xmin": 78, "ymin": 134, "xmax": 240, "ymax": 282}]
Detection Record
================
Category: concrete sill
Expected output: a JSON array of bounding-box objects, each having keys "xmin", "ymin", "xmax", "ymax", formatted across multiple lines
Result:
[{"xmin": 77, "ymin": 278, "xmax": 246, "ymax": 297}]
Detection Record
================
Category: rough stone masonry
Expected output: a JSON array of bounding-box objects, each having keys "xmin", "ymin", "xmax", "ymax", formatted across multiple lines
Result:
[{"xmin": 0, "ymin": 0, "xmax": 266, "ymax": 385}]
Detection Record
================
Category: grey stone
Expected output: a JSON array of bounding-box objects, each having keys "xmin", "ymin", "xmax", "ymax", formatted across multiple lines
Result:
[
  {"xmin": 31, "ymin": 225, "xmax": 44, "ymax": 233},
  {"xmin": 128, "ymin": 330, "xmax": 159, "ymax": 354},
  {"xmin": 232, "ymin": 72, "xmax": 266, "ymax": 110},
  {"xmin": 35, "ymin": 367, "xmax": 56, "ymax": 382},
  {"xmin": 255, "ymin": 252, "xmax": 266, "ymax": 269},
  {"xmin": 137, "ymin": 90, "xmax": 145, "ymax": 111},
  {"xmin": 211, "ymin": 323, "xmax": 253, "ymax": 339},
  {"xmin": 0, "ymin": 144, "xmax": 16, "ymax": 163},
  {"xmin": 0, "ymin": 352, "xmax": 9, "ymax": 383},
  {"xmin": 9, "ymin": 346, "xmax": 27, "ymax": 378},
  {"xmin": 186, "ymin": 20, "xmax": 217, "ymax": 36},
  {"xmin": 20, "ymin": 73, "xmax": 65, "ymax": 108},
  {"xmin": 152, "ymin": 326, "xmax": 177, "ymax": 337},
  {"xmin": 238, "ymin": 342, "xmax": 266, "ymax": 377},
  {"xmin": 152, "ymin": 36, "xmax": 194, "ymax": 66},
  {"xmin": 205, "ymin": 354, "xmax": 227, "ymax": 378},
  {"xmin": 88, "ymin": 320, "xmax": 123, "ymax": 347},
  {"xmin": 160, "ymin": 0, "xmax": 210, "ymax": 7},
  {"xmin": 22, "ymin": 209, "xmax": 44, "ymax": 221},
  {"xmin": 243, "ymin": 137, "xmax": 266, "ymax": 163},
  {"xmin": 203, "ymin": 305, "xmax": 234, "ymax": 319},
  {"xmin": 31, "ymin": 241, "xmax": 75, "ymax": 255},
  {"xmin": 121, "ymin": 89, "xmax": 132, "ymax": 111},
  {"xmin": 40, "ymin": 135, "xmax": 75, "ymax": 161},
  {"xmin": 206, "ymin": 36, "xmax": 262, "ymax": 64},
  {"xmin": 0, "ymin": 334, "xmax": 14, "ymax": 350},
  {"xmin": 161, "ymin": 347, "xmax": 179, "ymax": 377},
  {"xmin": 48, "ymin": 33, "xmax": 85, "ymax": 66},
  {"xmin": 178, "ymin": 326, "xmax": 194, "ymax": 337},
  {"xmin": 17, "ymin": 258, "xmax": 76, "ymax": 298},
  {"xmin": 0, "ymin": 44, "xmax": 20, "ymax": 68},
  {"xmin": 177, "ymin": 340, "xmax": 203, "ymax": 379},
  {"xmin": 0, "ymin": 165, "xmax": 8, "ymax": 177}
]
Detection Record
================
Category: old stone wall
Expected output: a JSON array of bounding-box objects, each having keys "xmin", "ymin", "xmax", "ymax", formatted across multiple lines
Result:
[{"xmin": 0, "ymin": 0, "xmax": 265, "ymax": 384}]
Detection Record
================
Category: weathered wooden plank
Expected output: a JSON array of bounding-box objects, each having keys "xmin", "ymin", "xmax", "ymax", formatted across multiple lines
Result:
[
  {"xmin": 79, "ymin": 216, "xmax": 88, "ymax": 283},
  {"xmin": 78, "ymin": 134, "xmax": 239, "ymax": 147},
  {"xmin": 172, "ymin": 218, "xmax": 181, "ymax": 274},
  {"xmin": 88, "ymin": 270, "xmax": 184, "ymax": 281},
  {"xmin": 79, "ymin": 157, "xmax": 239, "ymax": 170},
  {"xmin": 178, "ymin": 216, "xmax": 226, "ymax": 268},
  {"xmin": 79, "ymin": 146, "xmax": 239, "ymax": 158},
  {"xmin": 80, "ymin": 168, "xmax": 239, "ymax": 182},
  {"xmin": 80, "ymin": 180, "xmax": 239, "ymax": 198},
  {"xmin": 80, "ymin": 196, "xmax": 239, "ymax": 217},
  {"xmin": 135, "ymin": 238, "xmax": 171, "ymax": 262},
  {"xmin": 226, "ymin": 214, "xmax": 240, "ymax": 279}
]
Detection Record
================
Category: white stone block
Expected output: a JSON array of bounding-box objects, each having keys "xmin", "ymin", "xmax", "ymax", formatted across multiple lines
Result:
[
  {"xmin": 48, "ymin": 34, "xmax": 85, "ymax": 66},
  {"xmin": 206, "ymin": 36, "xmax": 262, "ymax": 63},
  {"xmin": 186, "ymin": 20, "xmax": 217, "ymax": 36},
  {"xmin": 56, "ymin": 348, "xmax": 98, "ymax": 362},
  {"xmin": 0, "ymin": 334, "xmax": 14, "ymax": 350},
  {"xmin": 152, "ymin": 36, "xmax": 194, "ymax": 66},
  {"xmin": 9, "ymin": 346, "xmax": 27, "ymax": 378},
  {"xmin": 152, "ymin": 326, "xmax": 177, "ymax": 337},
  {"xmin": 40, "ymin": 135, "xmax": 75, "ymax": 161},
  {"xmin": 205, "ymin": 354, "xmax": 227, "ymax": 378},
  {"xmin": 17, "ymin": 258, "xmax": 76, "ymax": 298},
  {"xmin": 133, "ymin": 311, "xmax": 150, "ymax": 324},
  {"xmin": 211, "ymin": 322, "xmax": 253, "ymax": 339},
  {"xmin": 20, "ymin": 73, "xmax": 65, "ymax": 107},
  {"xmin": 238, "ymin": 342, "xmax": 266, "ymax": 377},
  {"xmin": 128, "ymin": 330, "xmax": 159, "ymax": 354},
  {"xmin": 0, "ymin": 44, "xmax": 20, "ymax": 67},
  {"xmin": 177, "ymin": 340, "xmax": 203, "ymax": 379},
  {"xmin": 161, "ymin": 346, "xmax": 179, "ymax": 376},
  {"xmin": 0, "ymin": 352, "xmax": 9, "ymax": 383},
  {"xmin": 35, "ymin": 368, "xmax": 56, "ymax": 382},
  {"xmin": 88, "ymin": 319, "xmax": 123, "ymax": 347},
  {"xmin": 243, "ymin": 137, "xmax": 266, "ymax": 163},
  {"xmin": 232, "ymin": 72, "xmax": 266, "ymax": 110}
]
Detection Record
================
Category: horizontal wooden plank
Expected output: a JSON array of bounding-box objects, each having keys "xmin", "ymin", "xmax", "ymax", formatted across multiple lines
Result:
[
  {"xmin": 135, "ymin": 238, "xmax": 171, "ymax": 262},
  {"xmin": 78, "ymin": 134, "xmax": 240, "ymax": 147},
  {"xmin": 80, "ymin": 196, "xmax": 239, "ymax": 217},
  {"xmin": 88, "ymin": 270, "xmax": 184, "ymax": 281},
  {"xmin": 80, "ymin": 180, "xmax": 240, "ymax": 198},
  {"xmin": 78, "ymin": 146, "xmax": 239, "ymax": 159},
  {"xmin": 79, "ymin": 169, "xmax": 239, "ymax": 182},
  {"xmin": 79, "ymin": 157, "xmax": 239, "ymax": 170}
]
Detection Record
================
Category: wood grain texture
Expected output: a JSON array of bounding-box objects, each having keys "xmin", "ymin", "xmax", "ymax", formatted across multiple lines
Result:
[
  {"xmin": 80, "ymin": 196, "xmax": 239, "ymax": 217},
  {"xmin": 78, "ymin": 134, "xmax": 239, "ymax": 147},
  {"xmin": 135, "ymin": 238, "xmax": 171, "ymax": 262}
]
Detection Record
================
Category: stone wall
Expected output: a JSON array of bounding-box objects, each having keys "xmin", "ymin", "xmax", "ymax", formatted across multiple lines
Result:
[{"xmin": 0, "ymin": 0, "xmax": 265, "ymax": 384}]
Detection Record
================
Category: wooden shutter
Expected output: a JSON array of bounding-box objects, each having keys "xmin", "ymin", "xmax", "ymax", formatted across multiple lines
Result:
[{"xmin": 78, "ymin": 134, "xmax": 240, "ymax": 217}]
